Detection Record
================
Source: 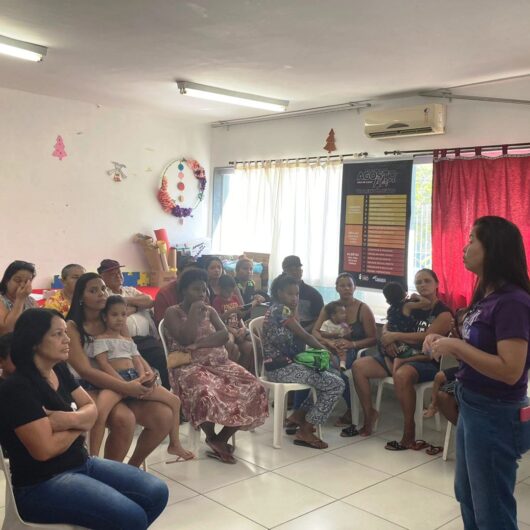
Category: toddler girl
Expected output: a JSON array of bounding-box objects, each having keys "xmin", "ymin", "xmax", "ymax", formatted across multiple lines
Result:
[
  {"xmin": 319, "ymin": 301, "xmax": 350, "ymax": 370},
  {"xmin": 89, "ymin": 295, "xmax": 194, "ymax": 461}
]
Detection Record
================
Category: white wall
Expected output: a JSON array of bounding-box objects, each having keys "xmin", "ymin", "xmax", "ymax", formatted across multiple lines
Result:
[
  {"xmin": 211, "ymin": 96, "xmax": 530, "ymax": 165},
  {"xmin": 0, "ymin": 87, "xmax": 211, "ymax": 288}
]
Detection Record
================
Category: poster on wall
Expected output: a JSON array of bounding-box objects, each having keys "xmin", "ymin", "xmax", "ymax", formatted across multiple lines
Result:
[{"xmin": 340, "ymin": 159, "xmax": 413, "ymax": 289}]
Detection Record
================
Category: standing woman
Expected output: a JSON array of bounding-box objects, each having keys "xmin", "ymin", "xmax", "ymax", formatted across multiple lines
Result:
[
  {"xmin": 428, "ymin": 216, "xmax": 530, "ymax": 530},
  {"xmin": 0, "ymin": 260, "xmax": 37, "ymax": 335},
  {"xmin": 0, "ymin": 308, "xmax": 168, "ymax": 529}
]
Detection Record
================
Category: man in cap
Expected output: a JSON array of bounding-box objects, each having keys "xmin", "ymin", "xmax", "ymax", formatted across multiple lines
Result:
[
  {"xmin": 281, "ymin": 255, "xmax": 323, "ymax": 332},
  {"xmin": 97, "ymin": 259, "xmax": 170, "ymax": 389}
]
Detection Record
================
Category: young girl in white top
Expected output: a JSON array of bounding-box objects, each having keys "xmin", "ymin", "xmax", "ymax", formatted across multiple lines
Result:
[{"xmin": 89, "ymin": 295, "xmax": 194, "ymax": 462}]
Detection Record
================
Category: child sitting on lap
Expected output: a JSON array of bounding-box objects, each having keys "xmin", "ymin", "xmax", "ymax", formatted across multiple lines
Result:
[
  {"xmin": 380, "ymin": 282, "xmax": 431, "ymax": 363},
  {"xmin": 319, "ymin": 302, "xmax": 350, "ymax": 371},
  {"xmin": 89, "ymin": 295, "xmax": 194, "ymax": 461},
  {"xmin": 212, "ymin": 275, "xmax": 255, "ymax": 371}
]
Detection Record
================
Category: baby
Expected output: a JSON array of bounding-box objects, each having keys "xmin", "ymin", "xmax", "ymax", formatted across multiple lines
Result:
[
  {"xmin": 381, "ymin": 282, "xmax": 432, "ymax": 359},
  {"xmin": 319, "ymin": 301, "xmax": 350, "ymax": 370},
  {"xmin": 89, "ymin": 295, "xmax": 194, "ymax": 462}
]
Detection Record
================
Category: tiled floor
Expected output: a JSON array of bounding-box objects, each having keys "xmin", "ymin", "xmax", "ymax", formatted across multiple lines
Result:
[{"xmin": 3, "ymin": 395, "xmax": 530, "ymax": 529}]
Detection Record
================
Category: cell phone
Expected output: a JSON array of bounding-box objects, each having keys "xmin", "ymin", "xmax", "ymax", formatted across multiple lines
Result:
[{"xmin": 520, "ymin": 406, "xmax": 530, "ymax": 422}]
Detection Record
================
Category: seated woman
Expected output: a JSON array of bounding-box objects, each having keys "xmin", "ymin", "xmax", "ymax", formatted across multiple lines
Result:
[
  {"xmin": 312, "ymin": 272, "xmax": 377, "ymax": 433},
  {"xmin": 262, "ymin": 275, "xmax": 345, "ymax": 449},
  {"xmin": 204, "ymin": 256, "xmax": 244, "ymax": 305},
  {"xmin": 0, "ymin": 308, "xmax": 168, "ymax": 529},
  {"xmin": 45, "ymin": 263, "xmax": 86, "ymax": 316},
  {"xmin": 66, "ymin": 273, "xmax": 174, "ymax": 465},
  {"xmin": 352, "ymin": 268, "xmax": 452, "ymax": 448},
  {"xmin": 163, "ymin": 268, "xmax": 268, "ymax": 464},
  {"xmin": 234, "ymin": 257, "xmax": 269, "ymax": 305},
  {"xmin": 0, "ymin": 260, "xmax": 37, "ymax": 335}
]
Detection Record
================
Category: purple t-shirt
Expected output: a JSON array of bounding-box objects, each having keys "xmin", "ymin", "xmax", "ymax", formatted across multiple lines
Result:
[{"xmin": 456, "ymin": 284, "xmax": 530, "ymax": 401}]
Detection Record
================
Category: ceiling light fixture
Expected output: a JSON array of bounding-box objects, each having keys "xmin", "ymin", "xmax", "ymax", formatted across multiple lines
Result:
[
  {"xmin": 177, "ymin": 81, "xmax": 288, "ymax": 112},
  {"xmin": 0, "ymin": 34, "xmax": 47, "ymax": 62}
]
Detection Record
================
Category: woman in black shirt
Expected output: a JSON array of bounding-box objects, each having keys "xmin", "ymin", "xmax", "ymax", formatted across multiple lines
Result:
[{"xmin": 0, "ymin": 308, "xmax": 168, "ymax": 529}]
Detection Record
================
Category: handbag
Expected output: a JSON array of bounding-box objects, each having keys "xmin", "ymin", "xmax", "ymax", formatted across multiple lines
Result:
[
  {"xmin": 294, "ymin": 348, "xmax": 330, "ymax": 372},
  {"xmin": 167, "ymin": 350, "xmax": 192, "ymax": 368}
]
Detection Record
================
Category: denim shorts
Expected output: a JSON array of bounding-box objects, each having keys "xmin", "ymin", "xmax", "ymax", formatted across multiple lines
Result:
[
  {"xmin": 78, "ymin": 379, "xmax": 99, "ymax": 391},
  {"xmin": 118, "ymin": 368, "xmax": 139, "ymax": 381},
  {"xmin": 373, "ymin": 351, "xmax": 439, "ymax": 383}
]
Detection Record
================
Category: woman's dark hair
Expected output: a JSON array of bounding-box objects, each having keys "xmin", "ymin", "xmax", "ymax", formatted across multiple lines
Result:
[
  {"xmin": 0, "ymin": 261, "xmax": 36, "ymax": 295},
  {"xmin": 61, "ymin": 263, "xmax": 84, "ymax": 280},
  {"xmin": 66, "ymin": 272, "xmax": 104, "ymax": 346},
  {"xmin": 11, "ymin": 308, "xmax": 70, "ymax": 409},
  {"xmin": 270, "ymin": 275, "xmax": 299, "ymax": 302},
  {"xmin": 335, "ymin": 272, "xmax": 355, "ymax": 287},
  {"xmin": 415, "ymin": 268, "xmax": 439, "ymax": 284},
  {"xmin": 178, "ymin": 268, "xmax": 209, "ymax": 295},
  {"xmin": 324, "ymin": 301, "xmax": 346, "ymax": 319},
  {"xmin": 0, "ymin": 332, "xmax": 13, "ymax": 360},
  {"xmin": 219, "ymin": 275, "xmax": 236, "ymax": 291},
  {"xmin": 203, "ymin": 256, "xmax": 225, "ymax": 276},
  {"xmin": 382, "ymin": 282, "xmax": 407, "ymax": 306},
  {"xmin": 470, "ymin": 216, "xmax": 530, "ymax": 305},
  {"xmin": 102, "ymin": 295, "xmax": 126, "ymax": 316}
]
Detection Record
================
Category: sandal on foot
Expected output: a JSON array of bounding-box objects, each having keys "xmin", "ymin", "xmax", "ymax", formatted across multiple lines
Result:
[
  {"xmin": 340, "ymin": 425, "xmax": 360, "ymax": 437},
  {"xmin": 410, "ymin": 440, "xmax": 429, "ymax": 451},
  {"xmin": 385, "ymin": 440, "xmax": 409, "ymax": 451},
  {"xmin": 426, "ymin": 445, "xmax": 443, "ymax": 455},
  {"xmin": 205, "ymin": 450, "xmax": 236, "ymax": 464},
  {"xmin": 293, "ymin": 438, "xmax": 328, "ymax": 449},
  {"xmin": 285, "ymin": 422, "xmax": 299, "ymax": 435}
]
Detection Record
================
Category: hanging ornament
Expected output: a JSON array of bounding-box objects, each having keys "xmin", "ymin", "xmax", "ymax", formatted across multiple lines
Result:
[
  {"xmin": 52, "ymin": 135, "xmax": 67, "ymax": 161},
  {"xmin": 323, "ymin": 129, "xmax": 337, "ymax": 153},
  {"xmin": 106, "ymin": 161, "xmax": 128, "ymax": 182}
]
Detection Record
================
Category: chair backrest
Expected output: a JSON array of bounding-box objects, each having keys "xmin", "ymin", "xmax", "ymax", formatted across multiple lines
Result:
[
  {"xmin": 248, "ymin": 316, "xmax": 265, "ymax": 378},
  {"xmin": 158, "ymin": 319, "xmax": 169, "ymax": 359},
  {"xmin": 0, "ymin": 445, "xmax": 28, "ymax": 527}
]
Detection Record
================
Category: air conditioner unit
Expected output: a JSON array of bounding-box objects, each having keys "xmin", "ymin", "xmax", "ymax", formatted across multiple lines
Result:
[{"xmin": 364, "ymin": 104, "xmax": 446, "ymax": 139}]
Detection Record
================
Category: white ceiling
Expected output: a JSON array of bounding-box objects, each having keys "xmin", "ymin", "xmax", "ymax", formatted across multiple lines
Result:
[{"xmin": 1, "ymin": 0, "xmax": 530, "ymax": 122}]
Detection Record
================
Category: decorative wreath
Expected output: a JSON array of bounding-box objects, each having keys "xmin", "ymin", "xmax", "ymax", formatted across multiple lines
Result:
[{"xmin": 157, "ymin": 158, "xmax": 207, "ymax": 218}]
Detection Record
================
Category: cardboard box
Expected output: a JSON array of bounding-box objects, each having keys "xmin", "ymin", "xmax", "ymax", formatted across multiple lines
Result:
[{"xmin": 149, "ymin": 271, "xmax": 177, "ymax": 287}]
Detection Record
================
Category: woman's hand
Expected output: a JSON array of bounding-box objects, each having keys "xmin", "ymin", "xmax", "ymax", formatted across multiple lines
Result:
[
  {"xmin": 16, "ymin": 280, "xmax": 32, "ymax": 300},
  {"xmin": 189, "ymin": 300, "xmax": 209, "ymax": 319},
  {"xmin": 380, "ymin": 332, "xmax": 399, "ymax": 347},
  {"xmin": 385, "ymin": 343, "xmax": 398, "ymax": 357},
  {"xmin": 123, "ymin": 376, "xmax": 155, "ymax": 399},
  {"xmin": 43, "ymin": 409, "xmax": 75, "ymax": 432},
  {"xmin": 431, "ymin": 337, "xmax": 461, "ymax": 361},
  {"xmin": 253, "ymin": 294, "xmax": 266, "ymax": 304},
  {"xmin": 422, "ymin": 333, "xmax": 444, "ymax": 355},
  {"xmin": 335, "ymin": 338, "xmax": 353, "ymax": 350}
]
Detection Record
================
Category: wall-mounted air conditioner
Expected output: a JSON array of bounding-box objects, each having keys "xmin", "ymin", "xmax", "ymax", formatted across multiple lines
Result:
[{"xmin": 364, "ymin": 104, "xmax": 446, "ymax": 139}]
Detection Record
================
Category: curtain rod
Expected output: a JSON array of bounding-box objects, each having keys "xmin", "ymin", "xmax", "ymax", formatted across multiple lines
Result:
[
  {"xmin": 228, "ymin": 152, "xmax": 368, "ymax": 165},
  {"xmin": 384, "ymin": 141, "xmax": 530, "ymax": 156}
]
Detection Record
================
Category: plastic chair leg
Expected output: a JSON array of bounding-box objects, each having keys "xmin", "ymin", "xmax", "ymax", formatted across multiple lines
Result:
[
  {"xmin": 373, "ymin": 380, "xmax": 384, "ymax": 431},
  {"xmin": 309, "ymin": 387, "xmax": 322, "ymax": 440},
  {"xmin": 273, "ymin": 386, "xmax": 286, "ymax": 449},
  {"xmin": 443, "ymin": 421, "xmax": 452, "ymax": 461},
  {"xmin": 348, "ymin": 372, "xmax": 360, "ymax": 426},
  {"xmin": 414, "ymin": 387, "xmax": 424, "ymax": 440}
]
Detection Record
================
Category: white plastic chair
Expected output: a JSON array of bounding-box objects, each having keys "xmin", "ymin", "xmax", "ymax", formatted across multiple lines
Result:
[
  {"xmin": 0, "ymin": 447, "xmax": 88, "ymax": 530},
  {"xmin": 158, "ymin": 318, "xmax": 235, "ymax": 454},
  {"xmin": 248, "ymin": 316, "xmax": 322, "ymax": 449}
]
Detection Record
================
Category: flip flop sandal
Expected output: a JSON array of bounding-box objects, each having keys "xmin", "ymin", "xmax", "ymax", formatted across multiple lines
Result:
[
  {"xmin": 340, "ymin": 425, "xmax": 360, "ymax": 437},
  {"xmin": 385, "ymin": 440, "xmax": 409, "ymax": 451},
  {"xmin": 205, "ymin": 450, "xmax": 237, "ymax": 464},
  {"xmin": 293, "ymin": 438, "xmax": 328, "ymax": 449},
  {"xmin": 410, "ymin": 440, "xmax": 429, "ymax": 451},
  {"xmin": 166, "ymin": 455, "xmax": 191, "ymax": 464},
  {"xmin": 426, "ymin": 445, "xmax": 443, "ymax": 455}
]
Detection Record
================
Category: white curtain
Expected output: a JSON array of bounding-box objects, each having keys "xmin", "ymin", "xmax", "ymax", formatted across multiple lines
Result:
[{"xmin": 212, "ymin": 160, "xmax": 343, "ymax": 288}]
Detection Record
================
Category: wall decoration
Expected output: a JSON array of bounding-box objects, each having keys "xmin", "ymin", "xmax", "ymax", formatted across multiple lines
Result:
[
  {"xmin": 106, "ymin": 161, "xmax": 128, "ymax": 182},
  {"xmin": 340, "ymin": 160, "xmax": 413, "ymax": 289},
  {"xmin": 323, "ymin": 129, "xmax": 336, "ymax": 153},
  {"xmin": 52, "ymin": 135, "xmax": 67, "ymax": 160},
  {"xmin": 157, "ymin": 158, "xmax": 207, "ymax": 220}
]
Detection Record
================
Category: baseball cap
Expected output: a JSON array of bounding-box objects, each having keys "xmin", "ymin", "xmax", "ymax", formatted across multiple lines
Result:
[
  {"xmin": 97, "ymin": 259, "xmax": 125, "ymax": 274},
  {"xmin": 282, "ymin": 255, "xmax": 303, "ymax": 269}
]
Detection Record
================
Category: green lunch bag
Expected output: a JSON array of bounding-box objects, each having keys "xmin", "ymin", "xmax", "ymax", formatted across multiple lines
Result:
[{"xmin": 294, "ymin": 348, "xmax": 330, "ymax": 372}]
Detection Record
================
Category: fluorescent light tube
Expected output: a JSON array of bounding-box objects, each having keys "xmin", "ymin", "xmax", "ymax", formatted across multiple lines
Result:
[
  {"xmin": 0, "ymin": 35, "xmax": 47, "ymax": 62},
  {"xmin": 177, "ymin": 81, "xmax": 288, "ymax": 112}
]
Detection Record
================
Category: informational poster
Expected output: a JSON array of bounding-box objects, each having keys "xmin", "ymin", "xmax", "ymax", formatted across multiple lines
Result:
[{"xmin": 340, "ymin": 160, "xmax": 413, "ymax": 289}]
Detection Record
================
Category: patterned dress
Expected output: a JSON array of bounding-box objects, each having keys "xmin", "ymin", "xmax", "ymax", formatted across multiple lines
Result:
[{"xmin": 165, "ymin": 306, "xmax": 268, "ymax": 430}]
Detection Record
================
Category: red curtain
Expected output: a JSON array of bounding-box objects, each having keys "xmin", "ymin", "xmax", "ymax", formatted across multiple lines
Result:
[{"xmin": 432, "ymin": 154, "xmax": 530, "ymax": 310}]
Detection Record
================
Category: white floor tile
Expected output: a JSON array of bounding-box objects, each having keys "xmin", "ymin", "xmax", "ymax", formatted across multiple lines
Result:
[
  {"xmin": 0, "ymin": 507, "xmax": 4, "ymax": 528},
  {"xmin": 343, "ymin": 477, "xmax": 460, "ymax": 530},
  {"xmin": 150, "ymin": 495, "xmax": 265, "ymax": 530},
  {"xmin": 0, "ymin": 476, "xmax": 5, "ymax": 508},
  {"xmin": 331, "ymin": 436, "xmax": 439, "ymax": 475},
  {"xmin": 273, "ymin": 501, "xmax": 405, "ymax": 529},
  {"xmin": 206, "ymin": 473, "xmax": 334, "ymax": 528},
  {"xmin": 436, "ymin": 516, "xmax": 463, "ymax": 530},
  {"xmin": 274, "ymin": 453, "xmax": 390, "ymax": 499},
  {"xmin": 151, "ymin": 451, "xmax": 266, "ymax": 493},
  {"xmin": 147, "ymin": 470, "xmax": 198, "ymax": 505},
  {"xmin": 515, "ymin": 482, "xmax": 530, "ymax": 524},
  {"xmin": 399, "ymin": 457, "xmax": 456, "ymax": 498}
]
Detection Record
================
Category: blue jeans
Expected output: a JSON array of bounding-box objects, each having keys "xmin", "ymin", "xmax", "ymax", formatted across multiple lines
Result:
[
  {"xmin": 14, "ymin": 457, "xmax": 168, "ymax": 530},
  {"xmin": 455, "ymin": 383, "xmax": 530, "ymax": 530}
]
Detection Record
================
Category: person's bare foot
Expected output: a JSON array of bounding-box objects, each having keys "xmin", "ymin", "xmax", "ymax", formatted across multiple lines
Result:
[
  {"xmin": 205, "ymin": 438, "xmax": 236, "ymax": 464},
  {"xmin": 359, "ymin": 409, "xmax": 379, "ymax": 437},
  {"xmin": 423, "ymin": 403, "xmax": 438, "ymax": 418},
  {"xmin": 168, "ymin": 443, "xmax": 195, "ymax": 461},
  {"xmin": 286, "ymin": 409, "xmax": 306, "ymax": 427},
  {"xmin": 294, "ymin": 428, "xmax": 328, "ymax": 449}
]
